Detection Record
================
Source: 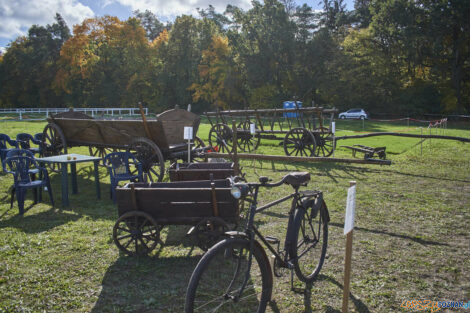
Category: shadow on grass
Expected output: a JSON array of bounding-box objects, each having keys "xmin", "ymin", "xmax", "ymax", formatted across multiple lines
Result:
[
  {"xmin": 329, "ymin": 222, "xmax": 449, "ymax": 246},
  {"xmin": 316, "ymin": 274, "xmax": 371, "ymax": 313},
  {"xmin": 0, "ymin": 208, "xmax": 81, "ymax": 233},
  {"xmin": 266, "ymin": 161, "xmax": 470, "ymax": 184},
  {"xmin": 0, "ymin": 168, "xmax": 116, "ymax": 231},
  {"xmin": 47, "ymin": 170, "xmax": 117, "ymax": 218},
  {"xmin": 268, "ymin": 274, "xmax": 372, "ymax": 313},
  {"xmin": 91, "ymin": 254, "xmax": 202, "ymax": 313}
]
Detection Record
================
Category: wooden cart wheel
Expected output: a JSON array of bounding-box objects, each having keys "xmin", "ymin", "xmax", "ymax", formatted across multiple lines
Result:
[
  {"xmin": 192, "ymin": 217, "xmax": 229, "ymax": 251},
  {"xmin": 313, "ymin": 127, "xmax": 335, "ymax": 157},
  {"xmin": 191, "ymin": 136, "xmax": 206, "ymax": 162},
  {"xmin": 130, "ymin": 137, "xmax": 165, "ymax": 182},
  {"xmin": 41, "ymin": 123, "xmax": 67, "ymax": 173},
  {"xmin": 283, "ymin": 127, "xmax": 316, "ymax": 157},
  {"xmin": 237, "ymin": 121, "xmax": 260, "ymax": 152},
  {"xmin": 88, "ymin": 146, "xmax": 115, "ymax": 166},
  {"xmin": 208, "ymin": 123, "xmax": 233, "ymax": 154},
  {"xmin": 113, "ymin": 211, "xmax": 161, "ymax": 256}
]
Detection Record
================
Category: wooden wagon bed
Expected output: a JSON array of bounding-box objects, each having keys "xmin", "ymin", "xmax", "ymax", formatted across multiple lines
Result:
[
  {"xmin": 40, "ymin": 108, "xmax": 202, "ymax": 181},
  {"xmin": 48, "ymin": 108, "xmax": 200, "ymax": 152}
]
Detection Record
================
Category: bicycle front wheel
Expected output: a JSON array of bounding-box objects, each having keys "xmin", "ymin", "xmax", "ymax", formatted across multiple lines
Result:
[
  {"xmin": 185, "ymin": 237, "xmax": 272, "ymax": 313},
  {"xmin": 289, "ymin": 199, "xmax": 328, "ymax": 282}
]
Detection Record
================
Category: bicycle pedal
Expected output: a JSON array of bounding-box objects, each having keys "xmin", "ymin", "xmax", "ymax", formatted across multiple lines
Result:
[
  {"xmin": 265, "ymin": 236, "xmax": 280, "ymax": 244},
  {"xmin": 287, "ymin": 261, "xmax": 294, "ymax": 269}
]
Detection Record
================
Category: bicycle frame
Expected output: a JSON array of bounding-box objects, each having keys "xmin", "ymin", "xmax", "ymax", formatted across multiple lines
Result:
[{"xmin": 235, "ymin": 182, "xmax": 312, "ymax": 298}]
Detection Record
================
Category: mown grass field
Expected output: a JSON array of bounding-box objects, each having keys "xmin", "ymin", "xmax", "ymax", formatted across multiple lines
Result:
[{"xmin": 0, "ymin": 118, "xmax": 469, "ymax": 312}]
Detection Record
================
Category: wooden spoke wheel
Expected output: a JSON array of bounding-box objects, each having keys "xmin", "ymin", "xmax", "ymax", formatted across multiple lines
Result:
[
  {"xmin": 191, "ymin": 136, "xmax": 206, "ymax": 162},
  {"xmin": 236, "ymin": 121, "xmax": 260, "ymax": 152},
  {"xmin": 41, "ymin": 123, "xmax": 67, "ymax": 173},
  {"xmin": 88, "ymin": 146, "xmax": 116, "ymax": 166},
  {"xmin": 313, "ymin": 127, "xmax": 335, "ymax": 157},
  {"xmin": 283, "ymin": 127, "xmax": 316, "ymax": 157},
  {"xmin": 192, "ymin": 217, "xmax": 229, "ymax": 251},
  {"xmin": 130, "ymin": 137, "xmax": 165, "ymax": 182},
  {"xmin": 113, "ymin": 211, "xmax": 161, "ymax": 256},
  {"xmin": 208, "ymin": 123, "xmax": 233, "ymax": 154}
]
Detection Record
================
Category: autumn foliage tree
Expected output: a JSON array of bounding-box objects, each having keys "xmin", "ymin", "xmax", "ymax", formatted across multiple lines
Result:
[
  {"xmin": 55, "ymin": 16, "xmax": 156, "ymax": 107},
  {"xmin": 0, "ymin": 1, "xmax": 469, "ymax": 114},
  {"xmin": 190, "ymin": 35, "xmax": 244, "ymax": 109}
]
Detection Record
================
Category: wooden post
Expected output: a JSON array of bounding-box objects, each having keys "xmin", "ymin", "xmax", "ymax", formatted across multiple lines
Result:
[
  {"xmin": 139, "ymin": 102, "xmax": 153, "ymax": 141},
  {"xmin": 342, "ymin": 181, "xmax": 356, "ymax": 313},
  {"xmin": 232, "ymin": 120, "xmax": 240, "ymax": 175}
]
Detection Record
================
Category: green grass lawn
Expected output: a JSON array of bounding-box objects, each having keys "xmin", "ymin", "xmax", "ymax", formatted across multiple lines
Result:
[{"xmin": 0, "ymin": 119, "xmax": 469, "ymax": 312}]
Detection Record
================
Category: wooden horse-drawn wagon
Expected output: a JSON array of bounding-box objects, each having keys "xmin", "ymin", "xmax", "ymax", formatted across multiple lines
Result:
[
  {"xmin": 204, "ymin": 105, "xmax": 338, "ymax": 157},
  {"xmin": 113, "ymin": 179, "xmax": 239, "ymax": 255},
  {"xmin": 40, "ymin": 108, "xmax": 204, "ymax": 181}
]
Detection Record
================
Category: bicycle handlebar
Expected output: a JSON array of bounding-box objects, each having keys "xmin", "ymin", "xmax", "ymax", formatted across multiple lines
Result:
[{"xmin": 231, "ymin": 172, "xmax": 310, "ymax": 189}]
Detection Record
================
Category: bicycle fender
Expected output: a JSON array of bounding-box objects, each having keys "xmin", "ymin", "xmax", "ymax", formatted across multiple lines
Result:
[{"xmin": 321, "ymin": 200, "xmax": 330, "ymax": 223}]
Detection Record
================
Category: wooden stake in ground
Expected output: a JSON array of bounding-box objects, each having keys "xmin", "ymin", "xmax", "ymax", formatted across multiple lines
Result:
[{"xmin": 342, "ymin": 181, "xmax": 356, "ymax": 313}]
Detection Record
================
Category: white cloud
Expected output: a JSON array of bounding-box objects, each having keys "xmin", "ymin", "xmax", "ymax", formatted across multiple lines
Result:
[
  {"xmin": 0, "ymin": 0, "xmax": 95, "ymax": 39},
  {"xmin": 104, "ymin": 0, "xmax": 252, "ymax": 18},
  {"xmin": 0, "ymin": 46, "xmax": 6, "ymax": 54}
]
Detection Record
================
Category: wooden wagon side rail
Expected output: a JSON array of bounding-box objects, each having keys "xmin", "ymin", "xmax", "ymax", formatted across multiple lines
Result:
[
  {"xmin": 204, "ymin": 107, "xmax": 338, "ymax": 116},
  {"xmin": 205, "ymin": 152, "xmax": 392, "ymax": 165}
]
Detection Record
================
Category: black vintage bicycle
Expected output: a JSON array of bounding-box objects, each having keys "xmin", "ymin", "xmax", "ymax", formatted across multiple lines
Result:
[{"xmin": 185, "ymin": 172, "xmax": 330, "ymax": 313}]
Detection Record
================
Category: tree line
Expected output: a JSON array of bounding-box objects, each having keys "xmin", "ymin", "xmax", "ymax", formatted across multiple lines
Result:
[{"xmin": 0, "ymin": 0, "xmax": 469, "ymax": 115}]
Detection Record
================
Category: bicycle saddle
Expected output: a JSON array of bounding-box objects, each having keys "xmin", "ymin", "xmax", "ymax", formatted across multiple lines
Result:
[{"xmin": 282, "ymin": 172, "xmax": 310, "ymax": 186}]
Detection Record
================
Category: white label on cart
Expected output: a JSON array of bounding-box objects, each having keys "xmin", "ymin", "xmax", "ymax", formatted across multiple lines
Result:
[
  {"xmin": 184, "ymin": 127, "xmax": 193, "ymax": 140},
  {"xmin": 332, "ymin": 122, "xmax": 336, "ymax": 134},
  {"xmin": 250, "ymin": 123, "xmax": 256, "ymax": 134},
  {"xmin": 344, "ymin": 185, "xmax": 356, "ymax": 235}
]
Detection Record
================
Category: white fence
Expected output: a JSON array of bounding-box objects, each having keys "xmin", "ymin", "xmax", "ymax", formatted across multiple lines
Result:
[{"xmin": 0, "ymin": 107, "xmax": 148, "ymax": 120}]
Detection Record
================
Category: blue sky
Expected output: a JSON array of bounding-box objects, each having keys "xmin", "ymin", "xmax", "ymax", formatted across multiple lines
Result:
[{"xmin": 0, "ymin": 0, "xmax": 354, "ymax": 53}]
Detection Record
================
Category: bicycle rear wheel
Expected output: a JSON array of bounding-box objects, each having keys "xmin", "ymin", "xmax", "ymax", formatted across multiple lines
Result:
[
  {"xmin": 185, "ymin": 237, "xmax": 272, "ymax": 313},
  {"xmin": 289, "ymin": 198, "xmax": 328, "ymax": 282}
]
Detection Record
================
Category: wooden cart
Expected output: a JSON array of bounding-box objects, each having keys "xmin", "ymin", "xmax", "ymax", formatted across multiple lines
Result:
[
  {"xmin": 40, "ymin": 108, "xmax": 204, "ymax": 181},
  {"xmin": 169, "ymin": 162, "xmax": 235, "ymax": 182},
  {"xmin": 204, "ymin": 105, "xmax": 338, "ymax": 157},
  {"xmin": 113, "ymin": 179, "xmax": 239, "ymax": 255}
]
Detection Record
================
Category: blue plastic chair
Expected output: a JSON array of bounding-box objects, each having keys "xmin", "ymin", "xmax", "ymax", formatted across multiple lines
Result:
[
  {"xmin": 0, "ymin": 134, "xmax": 19, "ymax": 169},
  {"xmin": 16, "ymin": 133, "xmax": 41, "ymax": 155},
  {"xmin": 4, "ymin": 149, "xmax": 39, "ymax": 173},
  {"xmin": 104, "ymin": 152, "xmax": 143, "ymax": 202},
  {"xmin": 34, "ymin": 133, "xmax": 43, "ymax": 143},
  {"xmin": 5, "ymin": 149, "xmax": 42, "ymax": 203},
  {"xmin": 4, "ymin": 155, "xmax": 54, "ymax": 215}
]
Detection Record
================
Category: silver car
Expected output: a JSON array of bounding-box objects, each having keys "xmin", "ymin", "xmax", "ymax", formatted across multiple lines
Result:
[{"xmin": 338, "ymin": 108, "xmax": 369, "ymax": 120}]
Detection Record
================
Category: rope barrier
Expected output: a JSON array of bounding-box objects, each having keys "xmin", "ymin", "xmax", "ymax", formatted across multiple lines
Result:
[{"xmin": 369, "ymin": 117, "xmax": 445, "ymax": 123}]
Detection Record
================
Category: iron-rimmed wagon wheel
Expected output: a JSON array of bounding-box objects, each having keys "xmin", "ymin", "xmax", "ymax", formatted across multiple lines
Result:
[
  {"xmin": 236, "ymin": 120, "xmax": 261, "ymax": 152},
  {"xmin": 88, "ymin": 146, "xmax": 115, "ymax": 166},
  {"xmin": 113, "ymin": 211, "xmax": 162, "ymax": 256},
  {"xmin": 41, "ymin": 123, "xmax": 67, "ymax": 172},
  {"xmin": 313, "ymin": 127, "xmax": 335, "ymax": 157},
  {"xmin": 130, "ymin": 137, "xmax": 165, "ymax": 182},
  {"xmin": 208, "ymin": 123, "xmax": 233, "ymax": 154},
  {"xmin": 283, "ymin": 127, "xmax": 317, "ymax": 157},
  {"xmin": 192, "ymin": 217, "xmax": 229, "ymax": 251},
  {"xmin": 191, "ymin": 136, "xmax": 206, "ymax": 162}
]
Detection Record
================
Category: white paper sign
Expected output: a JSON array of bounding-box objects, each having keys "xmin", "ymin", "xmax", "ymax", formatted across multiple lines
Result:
[
  {"xmin": 250, "ymin": 123, "xmax": 256, "ymax": 135},
  {"xmin": 344, "ymin": 185, "xmax": 356, "ymax": 235},
  {"xmin": 331, "ymin": 122, "xmax": 336, "ymax": 134},
  {"xmin": 184, "ymin": 126, "xmax": 193, "ymax": 140}
]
